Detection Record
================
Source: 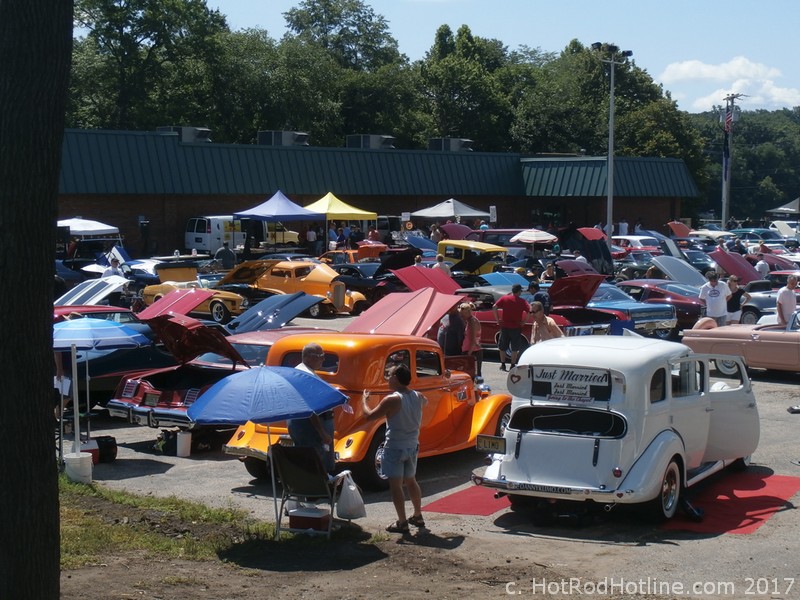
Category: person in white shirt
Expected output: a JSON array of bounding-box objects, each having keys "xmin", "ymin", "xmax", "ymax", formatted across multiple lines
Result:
[
  {"xmin": 573, "ymin": 250, "xmax": 589, "ymax": 264},
  {"xmin": 776, "ymin": 275, "xmax": 798, "ymax": 327},
  {"xmin": 102, "ymin": 258, "xmax": 124, "ymax": 278},
  {"xmin": 618, "ymin": 218, "xmax": 628, "ymax": 236},
  {"xmin": 431, "ymin": 254, "xmax": 451, "ymax": 276},
  {"xmin": 754, "ymin": 253, "xmax": 770, "ymax": 279},
  {"xmin": 698, "ymin": 271, "xmax": 732, "ymax": 327}
]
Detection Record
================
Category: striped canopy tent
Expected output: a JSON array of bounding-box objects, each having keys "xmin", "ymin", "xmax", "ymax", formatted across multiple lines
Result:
[{"xmin": 304, "ymin": 192, "xmax": 377, "ymax": 220}]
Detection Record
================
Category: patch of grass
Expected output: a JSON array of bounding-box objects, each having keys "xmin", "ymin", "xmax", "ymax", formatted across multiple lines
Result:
[{"xmin": 59, "ymin": 474, "xmax": 274, "ymax": 569}]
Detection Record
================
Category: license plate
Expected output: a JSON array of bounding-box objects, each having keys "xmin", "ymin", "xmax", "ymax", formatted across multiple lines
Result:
[
  {"xmin": 143, "ymin": 393, "xmax": 159, "ymax": 407},
  {"xmin": 476, "ymin": 434, "xmax": 506, "ymax": 454}
]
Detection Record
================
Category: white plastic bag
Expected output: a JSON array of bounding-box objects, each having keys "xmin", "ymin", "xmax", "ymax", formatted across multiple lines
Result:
[{"xmin": 336, "ymin": 472, "xmax": 366, "ymax": 520}]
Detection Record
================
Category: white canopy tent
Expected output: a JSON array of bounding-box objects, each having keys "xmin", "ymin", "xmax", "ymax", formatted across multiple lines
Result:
[
  {"xmin": 410, "ymin": 198, "xmax": 490, "ymax": 220},
  {"xmin": 766, "ymin": 198, "xmax": 800, "ymax": 215},
  {"xmin": 58, "ymin": 218, "xmax": 120, "ymax": 236}
]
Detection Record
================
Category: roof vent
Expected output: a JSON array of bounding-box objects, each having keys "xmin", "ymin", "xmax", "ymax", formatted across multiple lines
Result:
[
  {"xmin": 428, "ymin": 137, "xmax": 473, "ymax": 152},
  {"xmin": 257, "ymin": 130, "xmax": 310, "ymax": 146},
  {"xmin": 346, "ymin": 134, "xmax": 396, "ymax": 150},
  {"xmin": 156, "ymin": 126, "xmax": 212, "ymax": 143}
]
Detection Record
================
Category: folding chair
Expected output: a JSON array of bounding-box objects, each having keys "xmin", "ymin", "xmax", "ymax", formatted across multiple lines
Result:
[{"xmin": 271, "ymin": 444, "xmax": 343, "ymax": 538}]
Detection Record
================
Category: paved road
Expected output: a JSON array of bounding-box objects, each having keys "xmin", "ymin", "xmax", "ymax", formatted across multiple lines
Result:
[{"xmin": 79, "ymin": 314, "xmax": 800, "ymax": 597}]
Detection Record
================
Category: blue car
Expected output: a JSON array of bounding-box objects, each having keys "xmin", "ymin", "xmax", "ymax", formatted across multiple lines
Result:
[{"xmin": 587, "ymin": 283, "xmax": 676, "ymax": 339}]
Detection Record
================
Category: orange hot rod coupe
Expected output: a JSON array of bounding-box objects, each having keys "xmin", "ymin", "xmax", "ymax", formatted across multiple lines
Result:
[{"xmin": 223, "ymin": 331, "xmax": 511, "ymax": 489}]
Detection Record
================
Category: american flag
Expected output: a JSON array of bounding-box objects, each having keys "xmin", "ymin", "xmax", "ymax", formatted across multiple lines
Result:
[{"xmin": 724, "ymin": 107, "xmax": 733, "ymax": 132}]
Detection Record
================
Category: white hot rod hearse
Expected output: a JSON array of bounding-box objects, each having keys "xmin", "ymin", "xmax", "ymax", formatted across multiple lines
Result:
[{"xmin": 472, "ymin": 336, "xmax": 760, "ymax": 520}]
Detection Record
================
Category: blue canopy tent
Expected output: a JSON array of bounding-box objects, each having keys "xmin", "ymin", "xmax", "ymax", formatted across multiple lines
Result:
[
  {"xmin": 234, "ymin": 190, "xmax": 326, "ymax": 249},
  {"xmin": 234, "ymin": 190, "xmax": 325, "ymax": 222}
]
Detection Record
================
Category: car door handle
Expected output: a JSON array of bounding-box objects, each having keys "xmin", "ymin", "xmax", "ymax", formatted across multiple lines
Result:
[{"xmin": 705, "ymin": 407, "xmax": 714, "ymax": 412}]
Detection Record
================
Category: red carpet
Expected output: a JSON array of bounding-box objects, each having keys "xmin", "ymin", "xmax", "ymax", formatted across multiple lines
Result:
[
  {"xmin": 662, "ymin": 472, "xmax": 800, "ymax": 535},
  {"xmin": 423, "ymin": 485, "xmax": 510, "ymax": 516}
]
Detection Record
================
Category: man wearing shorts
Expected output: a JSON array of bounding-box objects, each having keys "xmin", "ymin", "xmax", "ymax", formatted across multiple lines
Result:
[
  {"xmin": 492, "ymin": 283, "xmax": 531, "ymax": 371},
  {"xmin": 362, "ymin": 364, "xmax": 428, "ymax": 534}
]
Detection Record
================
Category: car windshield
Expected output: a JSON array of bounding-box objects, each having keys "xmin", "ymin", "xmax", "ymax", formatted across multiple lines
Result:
[
  {"xmin": 657, "ymin": 283, "xmax": 701, "ymax": 298},
  {"xmin": 195, "ymin": 342, "xmax": 271, "ymax": 367},
  {"xmin": 592, "ymin": 285, "xmax": 634, "ymax": 302},
  {"xmin": 627, "ymin": 251, "xmax": 654, "ymax": 262},
  {"xmin": 683, "ymin": 250, "xmax": 711, "ymax": 263}
]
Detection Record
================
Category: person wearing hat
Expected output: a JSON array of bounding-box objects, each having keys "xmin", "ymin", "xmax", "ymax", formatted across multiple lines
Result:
[
  {"xmin": 699, "ymin": 271, "xmax": 731, "ymax": 327},
  {"xmin": 102, "ymin": 257, "xmax": 124, "ymax": 278},
  {"xmin": 492, "ymin": 283, "xmax": 530, "ymax": 371}
]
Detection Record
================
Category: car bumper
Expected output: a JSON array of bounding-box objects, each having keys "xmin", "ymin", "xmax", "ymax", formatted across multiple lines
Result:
[
  {"xmin": 632, "ymin": 318, "xmax": 677, "ymax": 332},
  {"xmin": 471, "ymin": 473, "xmax": 641, "ymax": 504},
  {"xmin": 106, "ymin": 399, "xmax": 192, "ymax": 429}
]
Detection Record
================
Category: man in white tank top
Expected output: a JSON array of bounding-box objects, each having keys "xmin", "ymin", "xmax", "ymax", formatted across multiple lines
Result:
[{"xmin": 362, "ymin": 364, "xmax": 428, "ymax": 533}]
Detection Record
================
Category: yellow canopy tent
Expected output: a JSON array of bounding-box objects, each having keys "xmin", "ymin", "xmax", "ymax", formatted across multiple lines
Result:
[{"xmin": 304, "ymin": 192, "xmax": 377, "ymax": 220}]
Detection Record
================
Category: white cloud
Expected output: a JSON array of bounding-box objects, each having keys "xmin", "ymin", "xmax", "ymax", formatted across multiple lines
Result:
[
  {"xmin": 657, "ymin": 57, "xmax": 799, "ymax": 112},
  {"xmin": 659, "ymin": 56, "xmax": 781, "ymax": 84}
]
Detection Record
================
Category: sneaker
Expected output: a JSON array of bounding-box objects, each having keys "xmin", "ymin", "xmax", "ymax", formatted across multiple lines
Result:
[
  {"xmin": 510, "ymin": 364, "xmax": 516, "ymax": 369},
  {"xmin": 499, "ymin": 364, "xmax": 507, "ymax": 372},
  {"xmin": 788, "ymin": 406, "xmax": 800, "ymax": 414}
]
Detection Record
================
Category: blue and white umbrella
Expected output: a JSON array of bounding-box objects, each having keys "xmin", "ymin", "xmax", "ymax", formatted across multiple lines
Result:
[
  {"xmin": 53, "ymin": 317, "xmax": 150, "ymax": 351},
  {"xmin": 188, "ymin": 366, "xmax": 348, "ymax": 535},
  {"xmin": 53, "ymin": 318, "xmax": 151, "ymax": 459},
  {"xmin": 188, "ymin": 366, "xmax": 347, "ymax": 426}
]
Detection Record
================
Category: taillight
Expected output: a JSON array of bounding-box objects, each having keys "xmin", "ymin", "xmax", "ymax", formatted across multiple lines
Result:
[{"xmin": 121, "ymin": 380, "xmax": 139, "ymax": 398}]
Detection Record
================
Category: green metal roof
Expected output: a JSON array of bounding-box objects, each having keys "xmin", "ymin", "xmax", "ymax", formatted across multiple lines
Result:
[
  {"xmin": 59, "ymin": 129, "xmax": 524, "ymax": 197},
  {"xmin": 521, "ymin": 156, "xmax": 699, "ymax": 198}
]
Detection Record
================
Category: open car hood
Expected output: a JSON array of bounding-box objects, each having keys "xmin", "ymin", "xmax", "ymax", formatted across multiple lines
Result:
[
  {"xmin": 145, "ymin": 314, "xmax": 247, "ymax": 366},
  {"xmin": 373, "ymin": 247, "xmax": 420, "ymax": 278},
  {"xmin": 555, "ymin": 259, "xmax": 599, "ymax": 276},
  {"xmin": 215, "ymin": 260, "xmax": 280, "ymax": 286},
  {"xmin": 478, "ymin": 272, "xmax": 529, "ymax": 286},
  {"xmin": 651, "ymin": 255, "xmax": 707, "ymax": 287},
  {"xmin": 343, "ymin": 288, "xmax": 461, "ymax": 337},
  {"xmin": 225, "ymin": 292, "xmax": 323, "ymax": 334},
  {"xmin": 546, "ymin": 274, "xmax": 607, "ymax": 306},
  {"xmin": 404, "ymin": 235, "xmax": 437, "ymax": 251},
  {"xmin": 137, "ymin": 288, "xmax": 215, "ymax": 320},
  {"xmin": 391, "ymin": 264, "xmax": 462, "ymax": 294},
  {"xmin": 450, "ymin": 251, "xmax": 494, "ymax": 273},
  {"xmin": 54, "ymin": 275, "xmax": 129, "ymax": 306},
  {"xmin": 709, "ymin": 250, "xmax": 760, "ymax": 284}
]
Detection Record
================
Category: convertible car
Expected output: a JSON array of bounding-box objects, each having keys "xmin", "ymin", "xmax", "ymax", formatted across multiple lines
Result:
[
  {"xmin": 681, "ymin": 309, "xmax": 800, "ymax": 375},
  {"xmin": 473, "ymin": 336, "xmax": 759, "ymax": 521}
]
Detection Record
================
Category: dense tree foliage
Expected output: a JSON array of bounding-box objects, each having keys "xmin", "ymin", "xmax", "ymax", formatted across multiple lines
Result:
[{"xmin": 66, "ymin": 0, "xmax": 800, "ymax": 216}]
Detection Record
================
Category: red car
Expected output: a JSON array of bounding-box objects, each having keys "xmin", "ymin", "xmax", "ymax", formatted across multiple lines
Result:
[
  {"xmin": 456, "ymin": 274, "xmax": 621, "ymax": 348},
  {"xmin": 106, "ymin": 314, "xmax": 332, "ymax": 429},
  {"xmin": 615, "ymin": 279, "xmax": 706, "ymax": 338}
]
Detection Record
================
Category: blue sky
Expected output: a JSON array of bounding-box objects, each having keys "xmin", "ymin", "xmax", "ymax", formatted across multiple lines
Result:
[{"xmin": 207, "ymin": 0, "xmax": 800, "ymax": 114}]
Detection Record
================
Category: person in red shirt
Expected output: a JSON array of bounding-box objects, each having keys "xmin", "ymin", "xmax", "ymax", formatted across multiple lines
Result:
[{"xmin": 492, "ymin": 283, "xmax": 531, "ymax": 371}]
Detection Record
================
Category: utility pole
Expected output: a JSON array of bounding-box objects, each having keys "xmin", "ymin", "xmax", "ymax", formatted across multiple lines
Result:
[{"xmin": 721, "ymin": 93, "xmax": 744, "ymax": 227}]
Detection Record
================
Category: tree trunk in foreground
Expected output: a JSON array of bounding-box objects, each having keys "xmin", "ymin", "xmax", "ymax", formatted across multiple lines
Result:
[{"xmin": 0, "ymin": 1, "xmax": 73, "ymax": 598}]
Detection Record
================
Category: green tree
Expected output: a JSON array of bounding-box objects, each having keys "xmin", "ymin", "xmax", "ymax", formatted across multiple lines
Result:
[
  {"xmin": 284, "ymin": 0, "xmax": 402, "ymax": 71},
  {"xmin": 71, "ymin": 0, "xmax": 229, "ymax": 129},
  {"xmin": 0, "ymin": 1, "xmax": 72, "ymax": 597},
  {"xmin": 419, "ymin": 25, "xmax": 513, "ymax": 151}
]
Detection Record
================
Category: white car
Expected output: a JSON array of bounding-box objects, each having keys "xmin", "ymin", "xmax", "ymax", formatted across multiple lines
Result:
[{"xmin": 472, "ymin": 335, "xmax": 760, "ymax": 521}]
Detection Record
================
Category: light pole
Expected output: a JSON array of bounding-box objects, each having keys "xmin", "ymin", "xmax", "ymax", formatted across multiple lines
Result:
[{"xmin": 592, "ymin": 43, "xmax": 632, "ymax": 246}]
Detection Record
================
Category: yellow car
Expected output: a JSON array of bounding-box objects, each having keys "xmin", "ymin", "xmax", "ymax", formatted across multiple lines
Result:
[
  {"xmin": 218, "ymin": 259, "xmax": 368, "ymax": 317},
  {"xmin": 224, "ymin": 332, "xmax": 511, "ymax": 489},
  {"xmin": 141, "ymin": 263, "xmax": 248, "ymax": 324},
  {"xmin": 437, "ymin": 239, "xmax": 508, "ymax": 275}
]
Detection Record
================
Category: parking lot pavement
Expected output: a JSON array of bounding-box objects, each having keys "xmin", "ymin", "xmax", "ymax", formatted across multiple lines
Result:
[{"xmin": 77, "ymin": 313, "xmax": 800, "ymax": 589}]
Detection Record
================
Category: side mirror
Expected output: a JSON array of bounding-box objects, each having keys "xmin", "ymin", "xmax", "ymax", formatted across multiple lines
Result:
[{"xmin": 444, "ymin": 369, "xmax": 451, "ymax": 379}]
